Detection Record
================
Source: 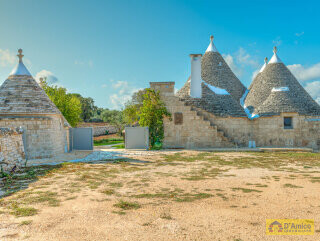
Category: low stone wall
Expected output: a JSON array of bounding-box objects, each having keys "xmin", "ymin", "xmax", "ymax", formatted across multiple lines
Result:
[
  {"xmin": 0, "ymin": 127, "xmax": 25, "ymax": 173},
  {"xmin": 92, "ymin": 126, "xmax": 118, "ymax": 137}
]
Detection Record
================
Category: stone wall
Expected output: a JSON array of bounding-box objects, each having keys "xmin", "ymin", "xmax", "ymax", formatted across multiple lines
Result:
[
  {"xmin": 0, "ymin": 114, "xmax": 69, "ymax": 159},
  {"xmin": 152, "ymin": 82, "xmax": 320, "ymax": 150},
  {"xmin": 162, "ymin": 95, "xmax": 235, "ymax": 148},
  {"xmin": 0, "ymin": 127, "xmax": 25, "ymax": 172},
  {"xmin": 92, "ymin": 126, "xmax": 118, "ymax": 137}
]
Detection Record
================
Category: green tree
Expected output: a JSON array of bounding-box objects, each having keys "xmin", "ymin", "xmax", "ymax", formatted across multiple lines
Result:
[
  {"xmin": 100, "ymin": 109, "xmax": 125, "ymax": 135},
  {"xmin": 71, "ymin": 94, "xmax": 97, "ymax": 122},
  {"xmin": 138, "ymin": 89, "xmax": 171, "ymax": 148},
  {"xmin": 40, "ymin": 79, "xmax": 82, "ymax": 127}
]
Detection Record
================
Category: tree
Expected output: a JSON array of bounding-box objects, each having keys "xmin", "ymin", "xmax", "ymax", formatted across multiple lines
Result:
[
  {"xmin": 71, "ymin": 94, "xmax": 97, "ymax": 122},
  {"xmin": 40, "ymin": 79, "xmax": 82, "ymax": 127},
  {"xmin": 100, "ymin": 109, "xmax": 125, "ymax": 135},
  {"xmin": 130, "ymin": 88, "xmax": 171, "ymax": 148}
]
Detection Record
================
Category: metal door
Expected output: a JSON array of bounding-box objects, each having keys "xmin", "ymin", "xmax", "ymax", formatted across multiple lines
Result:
[
  {"xmin": 72, "ymin": 127, "xmax": 93, "ymax": 150},
  {"xmin": 125, "ymin": 127, "xmax": 149, "ymax": 149}
]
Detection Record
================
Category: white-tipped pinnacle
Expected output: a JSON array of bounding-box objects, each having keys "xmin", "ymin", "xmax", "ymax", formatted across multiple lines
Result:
[
  {"xmin": 9, "ymin": 49, "xmax": 31, "ymax": 76},
  {"xmin": 259, "ymin": 57, "xmax": 268, "ymax": 73},
  {"xmin": 269, "ymin": 46, "xmax": 282, "ymax": 64},
  {"xmin": 205, "ymin": 35, "xmax": 218, "ymax": 52}
]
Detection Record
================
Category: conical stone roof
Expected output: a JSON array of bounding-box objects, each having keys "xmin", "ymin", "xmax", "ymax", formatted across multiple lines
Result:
[
  {"xmin": 0, "ymin": 49, "xmax": 62, "ymax": 115},
  {"xmin": 177, "ymin": 77, "xmax": 247, "ymax": 117},
  {"xmin": 245, "ymin": 47, "xmax": 320, "ymax": 116},
  {"xmin": 177, "ymin": 36, "xmax": 247, "ymax": 117},
  {"xmin": 201, "ymin": 36, "xmax": 246, "ymax": 101}
]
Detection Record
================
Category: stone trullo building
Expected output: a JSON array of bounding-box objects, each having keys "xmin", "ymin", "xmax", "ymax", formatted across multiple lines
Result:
[
  {"xmin": 150, "ymin": 36, "xmax": 320, "ymax": 150},
  {"xmin": 0, "ymin": 49, "xmax": 70, "ymax": 160}
]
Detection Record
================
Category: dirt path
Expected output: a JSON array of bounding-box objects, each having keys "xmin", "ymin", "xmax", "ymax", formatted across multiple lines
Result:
[{"xmin": 0, "ymin": 151, "xmax": 319, "ymax": 240}]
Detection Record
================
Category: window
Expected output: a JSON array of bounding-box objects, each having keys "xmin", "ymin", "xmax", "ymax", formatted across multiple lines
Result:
[
  {"xmin": 284, "ymin": 117, "xmax": 293, "ymax": 129},
  {"xmin": 174, "ymin": 112, "xmax": 183, "ymax": 125}
]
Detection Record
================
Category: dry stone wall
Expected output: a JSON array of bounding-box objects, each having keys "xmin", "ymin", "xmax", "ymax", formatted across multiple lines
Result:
[
  {"xmin": 92, "ymin": 126, "xmax": 118, "ymax": 137},
  {"xmin": 0, "ymin": 127, "xmax": 25, "ymax": 172}
]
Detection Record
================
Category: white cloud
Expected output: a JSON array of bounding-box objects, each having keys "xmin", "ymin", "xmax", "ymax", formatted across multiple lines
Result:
[
  {"xmin": 0, "ymin": 49, "xmax": 16, "ymax": 67},
  {"xmin": 222, "ymin": 47, "xmax": 258, "ymax": 78},
  {"xmin": 273, "ymin": 37, "xmax": 282, "ymax": 46},
  {"xmin": 109, "ymin": 80, "xmax": 140, "ymax": 109},
  {"xmin": 295, "ymin": 32, "xmax": 304, "ymax": 37},
  {"xmin": 304, "ymin": 81, "xmax": 320, "ymax": 103},
  {"xmin": 223, "ymin": 54, "xmax": 243, "ymax": 77},
  {"xmin": 74, "ymin": 60, "xmax": 93, "ymax": 67},
  {"xmin": 287, "ymin": 63, "xmax": 320, "ymax": 82},
  {"xmin": 35, "ymin": 70, "xmax": 58, "ymax": 84},
  {"xmin": 236, "ymin": 47, "xmax": 259, "ymax": 68}
]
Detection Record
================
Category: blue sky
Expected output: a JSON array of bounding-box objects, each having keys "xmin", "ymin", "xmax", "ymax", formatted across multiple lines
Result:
[{"xmin": 1, "ymin": 0, "xmax": 320, "ymax": 109}]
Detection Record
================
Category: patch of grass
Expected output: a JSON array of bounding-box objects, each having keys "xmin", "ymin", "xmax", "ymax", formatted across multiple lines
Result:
[
  {"xmin": 216, "ymin": 193, "xmax": 228, "ymax": 201},
  {"xmin": 109, "ymin": 182, "xmax": 123, "ymax": 188},
  {"xmin": 22, "ymin": 191, "xmax": 60, "ymax": 207},
  {"xmin": 94, "ymin": 138, "xmax": 124, "ymax": 146},
  {"xmin": 283, "ymin": 183, "xmax": 303, "ymax": 188},
  {"xmin": 20, "ymin": 220, "xmax": 32, "ymax": 226},
  {"xmin": 231, "ymin": 188, "xmax": 263, "ymax": 193},
  {"xmin": 10, "ymin": 206, "xmax": 38, "ymax": 217},
  {"xmin": 142, "ymin": 222, "xmax": 152, "ymax": 226},
  {"xmin": 309, "ymin": 177, "xmax": 320, "ymax": 183},
  {"xmin": 113, "ymin": 144, "xmax": 125, "ymax": 149},
  {"xmin": 112, "ymin": 210, "xmax": 126, "ymax": 215},
  {"xmin": 102, "ymin": 189, "xmax": 115, "ymax": 195},
  {"xmin": 114, "ymin": 200, "xmax": 141, "ymax": 210},
  {"xmin": 175, "ymin": 193, "xmax": 213, "ymax": 202}
]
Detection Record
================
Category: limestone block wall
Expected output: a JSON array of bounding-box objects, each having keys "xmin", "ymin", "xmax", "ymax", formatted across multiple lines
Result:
[
  {"xmin": 162, "ymin": 95, "xmax": 235, "ymax": 148},
  {"xmin": 0, "ymin": 127, "xmax": 25, "ymax": 172},
  {"xmin": 253, "ymin": 114, "xmax": 320, "ymax": 149},
  {"xmin": 0, "ymin": 114, "xmax": 68, "ymax": 159},
  {"xmin": 197, "ymin": 110, "xmax": 320, "ymax": 149}
]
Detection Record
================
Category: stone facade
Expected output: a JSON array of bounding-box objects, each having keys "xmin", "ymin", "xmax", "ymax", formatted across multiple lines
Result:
[
  {"xmin": 0, "ymin": 127, "xmax": 25, "ymax": 172},
  {"xmin": 0, "ymin": 114, "xmax": 68, "ymax": 159},
  {"xmin": 152, "ymin": 82, "xmax": 320, "ymax": 150}
]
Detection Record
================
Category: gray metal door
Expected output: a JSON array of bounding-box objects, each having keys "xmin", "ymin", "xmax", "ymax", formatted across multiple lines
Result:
[
  {"xmin": 125, "ymin": 127, "xmax": 149, "ymax": 149},
  {"xmin": 72, "ymin": 127, "xmax": 93, "ymax": 150}
]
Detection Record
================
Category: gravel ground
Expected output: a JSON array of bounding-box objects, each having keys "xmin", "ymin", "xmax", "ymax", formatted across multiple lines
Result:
[{"xmin": 0, "ymin": 150, "xmax": 319, "ymax": 241}]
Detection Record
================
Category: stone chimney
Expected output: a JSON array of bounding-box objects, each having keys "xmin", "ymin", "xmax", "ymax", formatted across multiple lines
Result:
[{"xmin": 189, "ymin": 54, "xmax": 202, "ymax": 98}]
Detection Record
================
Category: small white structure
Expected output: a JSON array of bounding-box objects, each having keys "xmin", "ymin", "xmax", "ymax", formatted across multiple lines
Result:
[{"xmin": 189, "ymin": 54, "xmax": 202, "ymax": 98}]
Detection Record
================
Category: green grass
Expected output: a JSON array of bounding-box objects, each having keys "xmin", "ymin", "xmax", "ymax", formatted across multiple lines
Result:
[
  {"xmin": 102, "ymin": 189, "xmax": 115, "ymax": 195},
  {"xmin": 10, "ymin": 206, "xmax": 38, "ymax": 217},
  {"xmin": 114, "ymin": 200, "xmax": 141, "ymax": 210},
  {"xmin": 20, "ymin": 220, "xmax": 32, "ymax": 226},
  {"xmin": 94, "ymin": 138, "xmax": 124, "ymax": 146},
  {"xmin": 112, "ymin": 210, "xmax": 126, "ymax": 215},
  {"xmin": 113, "ymin": 144, "xmax": 125, "ymax": 149},
  {"xmin": 109, "ymin": 182, "xmax": 123, "ymax": 188},
  {"xmin": 283, "ymin": 183, "xmax": 303, "ymax": 188},
  {"xmin": 22, "ymin": 191, "xmax": 60, "ymax": 207},
  {"xmin": 133, "ymin": 192, "xmax": 213, "ymax": 202},
  {"xmin": 231, "ymin": 188, "xmax": 263, "ymax": 193}
]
